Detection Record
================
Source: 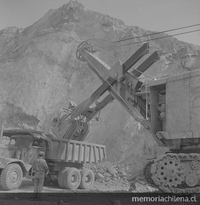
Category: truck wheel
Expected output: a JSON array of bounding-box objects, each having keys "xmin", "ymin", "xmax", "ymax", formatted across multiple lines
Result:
[
  {"xmin": 79, "ymin": 169, "xmax": 94, "ymax": 189},
  {"xmin": 1, "ymin": 163, "xmax": 23, "ymax": 190},
  {"xmin": 63, "ymin": 168, "xmax": 81, "ymax": 190},
  {"xmin": 58, "ymin": 167, "xmax": 70, "ymax": 188}
]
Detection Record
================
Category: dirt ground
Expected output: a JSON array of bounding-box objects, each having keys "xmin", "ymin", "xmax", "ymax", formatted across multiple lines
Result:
[
  {"xmin": 0, "ymin": 178, "xmax": 158, "ymax": 205},
  {"xmin": 0, "ymin": 174, "xmax": 155, "ymax": 194},
  {"xmin": 0, "ymin": 177, "xmax": 129, "ymax": 193}
]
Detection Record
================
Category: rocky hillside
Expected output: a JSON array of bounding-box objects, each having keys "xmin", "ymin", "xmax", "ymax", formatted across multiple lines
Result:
[{"xmin": 0, "ymin": 1, "xmax": 200, "ymax": 169}]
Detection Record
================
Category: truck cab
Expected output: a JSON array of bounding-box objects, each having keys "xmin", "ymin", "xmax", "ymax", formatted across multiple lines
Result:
[{"xmin": 0, "ymin": 129, "xmax": 49, "ymax": 190}]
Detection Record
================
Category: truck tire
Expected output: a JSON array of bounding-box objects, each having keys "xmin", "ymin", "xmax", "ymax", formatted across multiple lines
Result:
[
  {"xmin": 63, "ymin": 168, "xmax": 81, "ymax": 190},
  {"xmin": 1, "ymin": 163, "xmax": 23, "ymax": 190},
  {"xmin": 58, "ymin": 167, "xmax": 70, "ymax": 188},
  {"xmin": 79, "ymin": 169, "xmax": 94, "ymax": 189}
]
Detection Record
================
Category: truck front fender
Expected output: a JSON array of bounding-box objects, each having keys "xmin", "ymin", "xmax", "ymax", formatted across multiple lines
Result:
[{"xmin": 0, "ymin": 157, "xmax": 31, "ymax": 177}]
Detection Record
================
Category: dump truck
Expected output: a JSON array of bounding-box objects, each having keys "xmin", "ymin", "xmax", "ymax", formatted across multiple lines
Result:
[
  {"xmin": 74, "ymin": 41, "xmax": 200, "ymax": 193},
  {"xmin": 0, "ymin": 129, "xmax": 106, "ymax": 190}
]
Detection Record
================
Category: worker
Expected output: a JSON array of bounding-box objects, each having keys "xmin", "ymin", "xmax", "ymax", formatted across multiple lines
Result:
[{"xmin": 32, "ymin": 151, "xmax": 49, "ymax": 198}]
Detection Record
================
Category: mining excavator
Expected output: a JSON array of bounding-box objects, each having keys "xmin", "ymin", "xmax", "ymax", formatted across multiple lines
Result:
[
  {"xmin": 51, "ymin": 42, "xmax": 157, "ymax": 141},
  {"xmin": 52, "ymin": 40, "xmax": 200, "ymax": 193}
]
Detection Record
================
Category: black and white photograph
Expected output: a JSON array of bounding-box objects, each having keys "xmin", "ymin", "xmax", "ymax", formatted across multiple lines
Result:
[{"xmin": 0, "ymin": 0, "xmax": 200, "ymax": 204}]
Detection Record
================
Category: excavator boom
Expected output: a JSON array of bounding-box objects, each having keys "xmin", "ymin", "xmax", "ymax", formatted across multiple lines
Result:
[
  {"xmin": 51, "ymin": 41, "xmax": 159, "ymax": 142},
  {"xmin": 75, "ymin": 41, "xmax": 160, "ymax": 130}
]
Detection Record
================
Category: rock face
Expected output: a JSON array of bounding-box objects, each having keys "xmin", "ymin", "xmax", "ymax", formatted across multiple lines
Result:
[{"xmin": 0, "ymin": 1, "xmax": 200, "ymax": 167}]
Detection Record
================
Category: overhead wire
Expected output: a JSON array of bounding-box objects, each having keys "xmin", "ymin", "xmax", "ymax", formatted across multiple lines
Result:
[
  {"xmin": 75, "ymin": 23, "xmax": 200, "ymax": 48},
  {"xmin": 76, "ymin": 24, "xmax": 200, "ymax": 81},
  {"xmin": 113, "ymin": 23, "xmax": 200, "ymax": 43},
  {"xmin": 106, "ymin": 29, "xmax": 200, "ymax": 47},
  {"xmin": 76, "ymin": 23, "xmax": 200, "ymax": 49}
]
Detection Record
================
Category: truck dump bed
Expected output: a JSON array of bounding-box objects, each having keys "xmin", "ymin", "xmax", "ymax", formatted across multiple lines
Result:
[{"xmin": 46, "ymin": 138, "xmax": 106, "ymax": 164}]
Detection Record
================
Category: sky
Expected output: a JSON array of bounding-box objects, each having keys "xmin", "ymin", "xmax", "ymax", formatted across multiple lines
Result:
[{"xmin": 0, "ymin": 0, "xmax": 200, "ymax": 45}]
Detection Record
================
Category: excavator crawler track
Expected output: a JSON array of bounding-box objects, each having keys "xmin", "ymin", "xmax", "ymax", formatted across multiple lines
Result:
[{"xmin": 145, "ymin": 153, "xmax": 200, "ymax": 193}]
